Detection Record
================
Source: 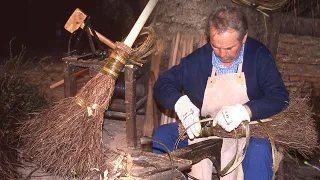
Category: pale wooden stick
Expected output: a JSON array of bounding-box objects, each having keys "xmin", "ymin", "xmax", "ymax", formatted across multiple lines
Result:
[
  {"xmin": 173, "ymin": 35, "xmax": 189, "ymax": 123},
  {"xmin": 170, "ymin": 32, "xmax": 181, "ymax": 68},
  {"xmin": 49, "ymin": 68, "xmax": 89, "ymax": 89},
  {"xmin": 161, "ymin": 32, "xmax": 181, "ymax": 125},
  {"xmin": 153, "ymin": 40, "xmax": 164, "ymax": 80},
  {"xmin": 175, "ymin": 35, "xmax": 182, "ymax": 66},
  {"xmin": 198, "ymin": 35, "xmax": 207, "ymax": 48},
  {"xmin": 167, "ymin": 34, "xmax": 176, "ymax": 67},
  {"xmin": 160, "ymin": 36, "xmax": 176, "ymax": 125},
  {"xmin": 167, "ymin": 32, "xmax": 181, "ymax": 124},
  {"xmin": 143, "ymin": 70, "xmax": 155, "ymax": 137},
  {"xmin": 172, "ymin": 36, "xmax": 188, "ymax": 123},
  {"xmin": 175, "ymin": 35, "xmax": 184, "ymax": 66},
  {"xmin": 152, "ymin": 40, "xmax": 164, "ymax": 129},
  {"xmin": 188, "ymin": 36, "xmax": 194, "ymax": 55},
  {"xmin": 142, "ymin": 39, "xmax": 164, "ymax": 136},
  {"xmin": 181, "ymin": 37, "xmax": 187, "ymax": 58}
]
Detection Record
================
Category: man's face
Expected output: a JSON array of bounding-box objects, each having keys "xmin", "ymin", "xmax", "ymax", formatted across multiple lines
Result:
[{"xmin": 210, "ymin": 27, "xmax": 247, "ymax": 64}]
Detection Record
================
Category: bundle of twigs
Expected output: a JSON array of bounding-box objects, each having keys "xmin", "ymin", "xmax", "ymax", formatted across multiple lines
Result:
[
  {"xmin": 18, "ymin": 0, "xmax": 158, "ymax": 178},
  {"xmin": 179, "ymin": 96, "xmax": 319, "ymax": 158},
  {"xmin": 232, "ymin": 0, "xmax": 289, "ymax": 17},
  {"xmin": 232, "ymin": 0, "xmax": 289, "ymax": 11}
]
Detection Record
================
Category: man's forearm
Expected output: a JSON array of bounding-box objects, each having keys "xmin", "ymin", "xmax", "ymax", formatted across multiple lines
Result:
[{"xmin": 153, "ymin": 81, "xmax": 183, "ymax": 110}]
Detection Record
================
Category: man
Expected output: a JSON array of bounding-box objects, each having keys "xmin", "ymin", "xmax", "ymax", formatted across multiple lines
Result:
[{"xmin": 152, "ymin": 6, "xmax": 289, "ymax": 180}]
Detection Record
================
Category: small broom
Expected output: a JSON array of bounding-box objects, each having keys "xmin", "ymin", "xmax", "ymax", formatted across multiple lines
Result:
[
  {"xmin": 178, "ymin": 95, "xmax": 320, "ymax": 158},
  {"xmin": 18, "ymin": 0, "xmax": 159, "ymax": 178}
]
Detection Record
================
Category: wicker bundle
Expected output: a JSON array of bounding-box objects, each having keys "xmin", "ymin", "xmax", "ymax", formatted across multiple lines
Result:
[
  {"xmin": 232, "ymin": 0, "xmax": 289, "ymax": 16},
  {"xmin": 179, "ymin": 96, "xmax": 320, "ymax": 158}
]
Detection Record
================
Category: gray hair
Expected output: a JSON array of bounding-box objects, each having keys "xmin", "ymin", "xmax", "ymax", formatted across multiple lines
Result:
[{"xmin": 208, "ymin": 6, "xmax": 248, "ymax": 41}]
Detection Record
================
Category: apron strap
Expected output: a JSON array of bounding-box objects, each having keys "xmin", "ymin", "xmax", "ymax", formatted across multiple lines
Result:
[
  {"xmin": 211, "ymin": 66, "xmax": 217, "ymax": 77},
  {"xmin": 237, "ymin": 63, "xmax": 243, "ymax": 74}
]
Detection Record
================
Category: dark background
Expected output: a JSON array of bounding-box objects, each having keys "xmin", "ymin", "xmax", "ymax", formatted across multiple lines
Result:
[
  {"xmin": 1, "ymin": 0, "xmax": 317, "ymax": 59},
  {"xmin": 0, "ymin": 0, "xmax": 146, "ymax": 58}
]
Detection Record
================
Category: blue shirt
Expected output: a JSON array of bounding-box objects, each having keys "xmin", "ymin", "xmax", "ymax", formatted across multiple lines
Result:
[
  {"xmin": 153, "ymin": 37, "xmax": 289, "ymax": 120},
  {"xmin": 212, "ymin": 45, "xmax": 245, "ymax": 75}
]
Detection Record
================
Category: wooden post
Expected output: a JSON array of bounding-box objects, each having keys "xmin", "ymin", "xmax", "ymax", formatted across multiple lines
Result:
[
  {"xmin": 125, "ymin": 65, "xmax": 137, "ymax": 148},
  {"xmin": 63, "ymin": 62, "xmax": 77, "ymax": 97}
]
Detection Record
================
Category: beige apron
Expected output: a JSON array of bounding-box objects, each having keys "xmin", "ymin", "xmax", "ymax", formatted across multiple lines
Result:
[{"xmin": 189, "ymin": 63, "xmax": 248, "ymax": 180}]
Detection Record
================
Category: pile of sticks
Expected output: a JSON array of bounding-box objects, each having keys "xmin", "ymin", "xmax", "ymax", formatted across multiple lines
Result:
[{"xmin": 160, "ymin": 33, "xmax": 207, "ymax": 125}]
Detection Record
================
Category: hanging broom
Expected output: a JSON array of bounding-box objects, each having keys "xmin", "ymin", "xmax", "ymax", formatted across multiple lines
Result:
[{"xmin": 18, "ymin": 0, "xmax": 158, "ymax": 178}]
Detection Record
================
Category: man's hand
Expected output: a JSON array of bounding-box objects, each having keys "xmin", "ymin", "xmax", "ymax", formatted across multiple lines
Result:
[
  {"xmin": 215, "ymin": 104, "xmax": 250, "ymax": 132},
  {"xmin": 175, "ymin": 95, "xmax": 201, "ymax": 139}
]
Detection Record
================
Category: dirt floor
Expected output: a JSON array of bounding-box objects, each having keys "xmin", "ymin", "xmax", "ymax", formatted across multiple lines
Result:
[{"xmin": 8, "ymin": 50, "xmax": 320, "ymax": 179}]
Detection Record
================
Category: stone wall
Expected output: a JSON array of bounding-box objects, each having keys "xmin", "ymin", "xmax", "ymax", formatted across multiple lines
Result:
[
  {"xmin": 276, "ymin": 34, "xmax": 320, "ymax": 97},
  {"xmin": 280, "ymin": 15, "xmax": 320, "ymax": 38}
]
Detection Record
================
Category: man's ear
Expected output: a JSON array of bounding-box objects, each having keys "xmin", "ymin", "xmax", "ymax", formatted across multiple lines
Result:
[{"xmin": 242, "ymin": 32, "xmax": 248, "ymax": 44}]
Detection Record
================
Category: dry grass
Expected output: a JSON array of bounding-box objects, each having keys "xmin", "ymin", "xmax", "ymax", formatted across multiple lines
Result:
[{"xmin": 0, "ymin": 38, "xmax": 48, "ymax": 180}]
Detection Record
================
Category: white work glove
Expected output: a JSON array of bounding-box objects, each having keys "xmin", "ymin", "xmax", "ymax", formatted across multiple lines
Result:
[
  {"xmin": 174, "ymin": 95, "xmax": 201, "ymax": 139},
  {"xmin": 215, "ymin": 104, "xmax": 250, "ymax": 132}
]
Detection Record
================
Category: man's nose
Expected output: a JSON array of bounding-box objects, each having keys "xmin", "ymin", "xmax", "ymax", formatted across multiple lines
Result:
[{"xmin": 218, "ymin": 49, "xmax": 227, "ymax": 58}]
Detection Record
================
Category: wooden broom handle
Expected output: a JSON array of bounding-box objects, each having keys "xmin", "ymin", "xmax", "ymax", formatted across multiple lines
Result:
[
  {"xmin": 124, "ymin": 0, "xmax": 159, "ymax": 47},
  {"xmin": 81, "ymin": 0, "xmax": 159, "ymax": 50}
]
